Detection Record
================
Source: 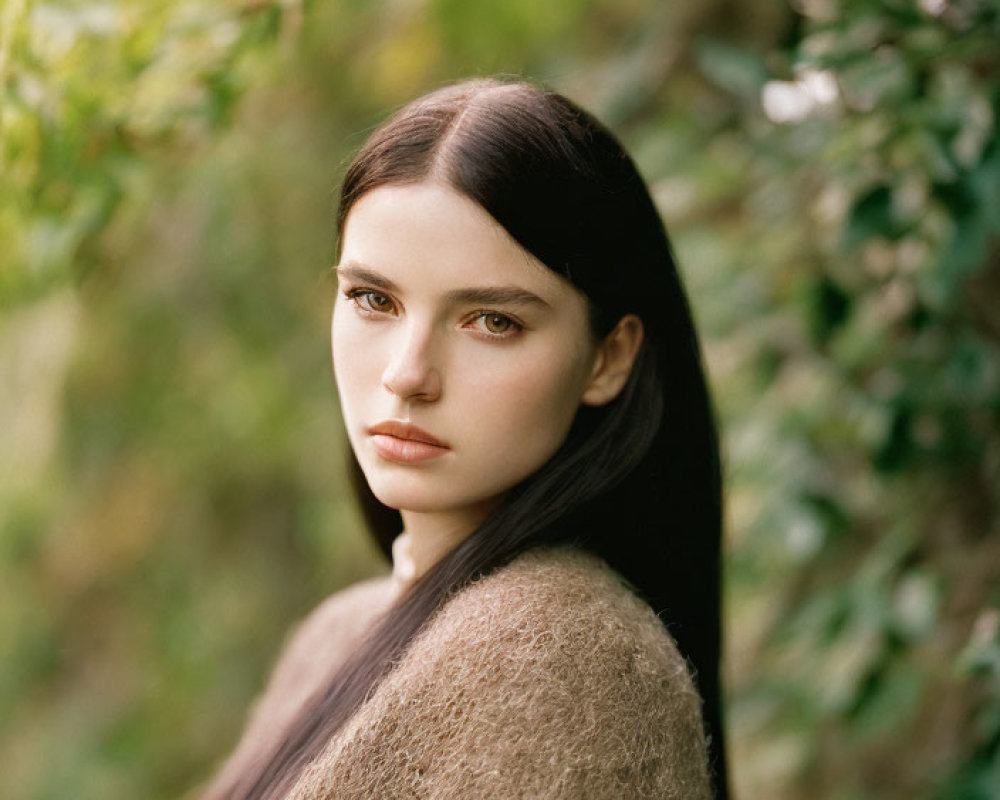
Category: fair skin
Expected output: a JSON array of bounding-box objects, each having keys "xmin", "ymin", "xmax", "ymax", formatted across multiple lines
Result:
[{"xmin": 332, "ymin": 182, "xmax": 643, "ymax": 580}]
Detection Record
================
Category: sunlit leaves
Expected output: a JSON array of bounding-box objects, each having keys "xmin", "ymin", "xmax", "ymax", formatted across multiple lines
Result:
[
  {"xmin": 0, "ymin": 0, "xmax": 295, "ymax": 309},
  {"xmin": 695, "ymin": 1, "xmax": 1000, "ymax": 797}
]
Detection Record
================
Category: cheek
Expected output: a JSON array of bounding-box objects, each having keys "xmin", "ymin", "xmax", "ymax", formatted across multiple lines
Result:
[
  {"xmin": 467, "ymin": 343, "xmax": 591, "ymax": 449},
  {"xmin": 331, "ymin": 311, "xmax": 378, "ymax": 419}
]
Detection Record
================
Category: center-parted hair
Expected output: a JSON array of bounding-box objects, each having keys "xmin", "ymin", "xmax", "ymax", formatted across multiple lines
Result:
[{"xmin": 229, "ymin": 78, "xmax": 727, "ymax": 800}]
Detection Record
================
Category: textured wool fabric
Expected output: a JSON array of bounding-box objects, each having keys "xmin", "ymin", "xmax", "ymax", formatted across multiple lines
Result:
[{"xmin": 198, "ymin": 545, "xmax": 712, "ymax": 800}]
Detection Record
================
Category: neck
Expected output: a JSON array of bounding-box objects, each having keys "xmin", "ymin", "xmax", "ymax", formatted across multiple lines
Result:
[{"xmin": 393, "ymin": 505, "xmax": 494, "ymax": 585}]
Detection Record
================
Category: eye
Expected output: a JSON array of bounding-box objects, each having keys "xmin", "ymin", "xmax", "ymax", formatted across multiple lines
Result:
[
  {"xmin": 346, "ymin": 288, "xmax": 395, "ymax": 315},
  {"xmin": 482, "ymin": 313, "xmax": 512, "ymax": 334},
  {"xmin": 470, "ymin": 311, "xmax": 521, "ymax": 338}
]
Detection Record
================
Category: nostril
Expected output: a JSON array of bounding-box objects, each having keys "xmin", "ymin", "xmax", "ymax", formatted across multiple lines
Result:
[
  {"xmin": 381, "ymin": 359, "xmax": 441, "ymax": 401},
  {"xmin": 380, "ymin": 327, "xmax": 442, "ymax": 400}
]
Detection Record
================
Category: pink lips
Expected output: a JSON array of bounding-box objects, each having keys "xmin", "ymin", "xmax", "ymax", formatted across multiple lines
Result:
[{"xmin": 368, "ymin": 420, "xmax": 450, "ymax": 464}]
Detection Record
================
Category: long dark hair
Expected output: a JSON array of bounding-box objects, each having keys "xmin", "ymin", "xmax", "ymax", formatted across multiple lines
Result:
[{"xmin": 230, "ymin": 78, "xmax": 726, "ymax": 800}]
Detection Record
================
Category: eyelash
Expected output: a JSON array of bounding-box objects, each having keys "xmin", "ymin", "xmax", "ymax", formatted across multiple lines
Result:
[
  {"xmin": 342, "ymin": 288, "xmax": 523, "ymax": 340},
  {"xmin": 344, "ymin": 288, "xmax": 395, "ymax": 316}
]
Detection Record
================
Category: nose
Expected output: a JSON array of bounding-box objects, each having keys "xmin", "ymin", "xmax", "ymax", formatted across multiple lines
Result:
[{"xmin": 380, "ymin": 323, "xmax": 442, "ymax": 402}]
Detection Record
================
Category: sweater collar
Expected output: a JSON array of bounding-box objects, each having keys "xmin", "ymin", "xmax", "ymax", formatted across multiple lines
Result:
[
  {"xmin": 391, "ymin": 527, "xmax": 473, "ymax": 588},
  {"xmin": 390, "ymin": 530, "xmax": 418, "ymax": 589}
]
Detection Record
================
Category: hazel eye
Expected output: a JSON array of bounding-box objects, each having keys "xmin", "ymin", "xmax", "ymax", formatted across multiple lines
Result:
[
  {"xmin": 347, "ymin": 289, "xmax": 395, "ymax": 314},
  {"xmin": 363, "ymin": 291, "xmax": 393, "ymax": 312},
  {"xmin": 471, "ymin": 311, "xmax": 521, "ymax": 338},
  {"xmin": 483, "ymin": 313, "xmax": 512, "ymax": 334}
]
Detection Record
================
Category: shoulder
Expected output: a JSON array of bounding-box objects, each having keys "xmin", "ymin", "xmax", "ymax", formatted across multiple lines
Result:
[
  {"xmin": 427, "ymin": 545, "xmax": 698, "ymax": 693},
  {"xmin": 268, "ymin": 573, "xmax": 399, "ymax": 697},
  {"xmin": 289, "ymin": 574, "xmax": 399, "ymax": 654},
  {"xmin": 436, "ymin": 547, "xmax": 707, "ymax": 747},
  {"xmin": 306, "ymin": 546, "xmax": 712, "ymax": 800}
]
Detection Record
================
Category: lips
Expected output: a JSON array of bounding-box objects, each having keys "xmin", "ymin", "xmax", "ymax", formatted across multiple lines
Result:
[
  {"xmin": 368, "ymin": 420, "xmax": 448, "ymax": 447},
  {"xmin": 367, "ymin": 420, "xmax": 450, "ymax": 464}
]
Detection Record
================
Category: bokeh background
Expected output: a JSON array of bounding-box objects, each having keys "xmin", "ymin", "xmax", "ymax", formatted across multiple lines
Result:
[{"xmin": 2, "ymin": 0, "xmax": 999, "ymax": 798}]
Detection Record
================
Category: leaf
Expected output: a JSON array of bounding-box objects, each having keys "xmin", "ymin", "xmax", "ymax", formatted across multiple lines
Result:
[
  {"xmin": 806, "ymin": 274, "xmax": 852, "ymax": 345},
  {"xmin": 843, "ymin": 184, "xmax": 896, "ymax": 249}
]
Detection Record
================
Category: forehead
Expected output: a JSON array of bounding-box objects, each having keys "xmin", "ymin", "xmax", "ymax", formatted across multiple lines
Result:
[{"xmin": 339, "ymin": 182, "xmax": 572, "ymax": 299}]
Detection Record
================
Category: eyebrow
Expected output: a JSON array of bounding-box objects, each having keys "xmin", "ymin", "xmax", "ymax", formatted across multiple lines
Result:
[{"xmin": 335, "ymin": 263, "xmax": 551, "ymax": 309}]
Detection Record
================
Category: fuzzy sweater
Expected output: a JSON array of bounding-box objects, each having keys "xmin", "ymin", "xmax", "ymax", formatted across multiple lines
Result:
[{"xmin": 197, "ymin": 545, "xmax": 712, "ymax": 799}]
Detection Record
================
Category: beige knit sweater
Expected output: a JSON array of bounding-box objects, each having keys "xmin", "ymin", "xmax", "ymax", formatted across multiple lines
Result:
[{"xmin": 197, "ymin": 544, "xmax": 712, "ymax": 799}]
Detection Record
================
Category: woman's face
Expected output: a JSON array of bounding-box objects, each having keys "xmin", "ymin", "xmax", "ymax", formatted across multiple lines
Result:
[{"xmin": 332, "ymin": 181, "xmax": 602, "ymax": 531}]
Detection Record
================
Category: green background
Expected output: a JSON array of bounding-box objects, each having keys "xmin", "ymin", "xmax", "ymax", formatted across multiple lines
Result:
[{"xmin": 2, "ymin": 0, "xmax": 998, "ymax": 797}]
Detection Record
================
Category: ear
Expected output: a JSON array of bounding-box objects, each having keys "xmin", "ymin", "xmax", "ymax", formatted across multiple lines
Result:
[{"xmin": 581, "ymin": 314, "xmax": 645, "ymax": 407}]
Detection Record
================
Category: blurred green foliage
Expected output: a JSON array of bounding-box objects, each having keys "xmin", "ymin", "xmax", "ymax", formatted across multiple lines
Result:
[{"xmin": 1, "ymin": 0, "xmax": 998, "ymax": 798}]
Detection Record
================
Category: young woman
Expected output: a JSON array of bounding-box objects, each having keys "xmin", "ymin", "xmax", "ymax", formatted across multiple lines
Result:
[{"xmin": 197, "ymin": 77, "xmax": 726, "ymax": 800}]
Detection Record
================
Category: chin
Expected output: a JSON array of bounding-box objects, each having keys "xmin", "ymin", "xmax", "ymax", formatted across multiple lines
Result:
[{"xmin": 365, "ymin": 475, "xmax": 466, "ymax": 514}]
